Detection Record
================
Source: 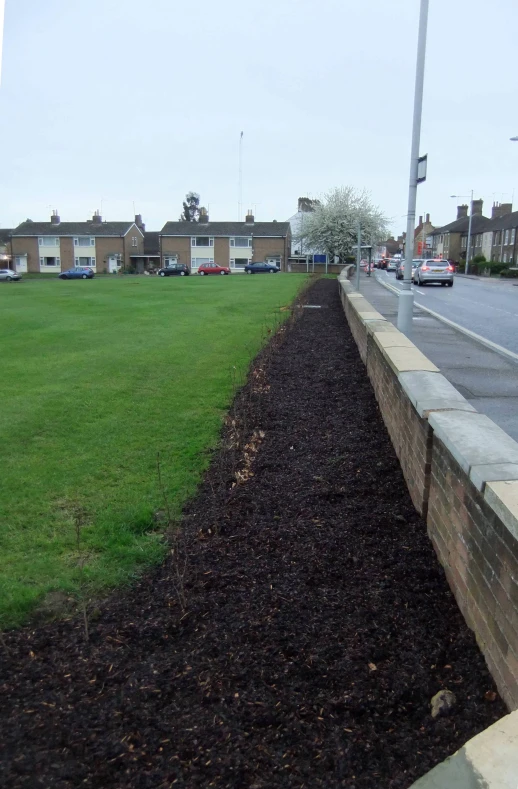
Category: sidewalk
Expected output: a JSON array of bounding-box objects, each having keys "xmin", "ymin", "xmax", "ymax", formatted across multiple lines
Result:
[{"xmin": 357, "ymin": 274, "xmax": 518, "ymax": 442}]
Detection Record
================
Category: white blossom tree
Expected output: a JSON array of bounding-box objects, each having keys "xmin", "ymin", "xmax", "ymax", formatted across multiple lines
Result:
[{"xmin": 294, "ymin": 187, "xmax": 388, "ymax": 263}]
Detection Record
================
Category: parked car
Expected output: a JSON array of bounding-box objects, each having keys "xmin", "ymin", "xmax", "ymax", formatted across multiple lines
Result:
[
  {"xmin": 158, "ymin": 263, "xmax": 190, "ymax": 276},
  {"xmin": 59, "ymin": 267, "xmax": 94, "ymax": 280},
  {"xmin": 244, "ymin": 262, "xmax": 280, "ymax": 274},
  {"xmin": 413, "ymin": 260, "xmax": 454, "ymax": 286},
  {"xmin": 395, "ymin": 259, "xmax": 422, "ymax": 280},
  {"xmin": 0, "ymin": 268, "xmax": 21, "ymax": 282},
  {"xmin": 386, "ymin": 258, "xmax": 398, "ymax": 272},
  {"xmin": 198, "ymin": 263, "xmax": 231, "ymax": 275}
]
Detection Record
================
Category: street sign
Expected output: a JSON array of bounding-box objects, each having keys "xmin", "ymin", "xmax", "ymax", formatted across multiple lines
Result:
[{"xmin": 417, "ymin": 154, "xmax": 428, "ymax": 184}]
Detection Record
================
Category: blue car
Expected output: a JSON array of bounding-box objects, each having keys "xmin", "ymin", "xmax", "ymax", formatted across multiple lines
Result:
[
  {"xmin": 59, "ymin": 267, "xmax": 95, "ymax": 280},
  {"xmin": 244, "ymin": 262, "xmax": 280, "ymax": 274}
]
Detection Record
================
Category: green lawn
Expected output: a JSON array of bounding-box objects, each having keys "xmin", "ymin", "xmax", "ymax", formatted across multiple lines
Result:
[{"xmin": 0, "ymin": 274, "xmax": 306, "ymax": 627}]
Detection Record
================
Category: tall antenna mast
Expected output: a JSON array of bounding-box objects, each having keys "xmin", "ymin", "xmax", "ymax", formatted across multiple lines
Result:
[{"xmin": 238, "ymin": 131, "xmax": 243, "ymax": 221}]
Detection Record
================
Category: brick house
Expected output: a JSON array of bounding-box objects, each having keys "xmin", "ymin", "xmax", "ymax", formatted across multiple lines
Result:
[
  {"xmin": 430, "ymin": 200, "xmax": 490, "ymax": 262},
  {"xmin": 160, "ymin": 210, "xmax": 291, "ymax": 273},
  {"xmin": 414, "ymin": 213, "xmax": 435, "ymax": 257},
  {"xmin": 479, "ymin": 204, "xmax": 517, "ymax": 263},
  {"xmin": 10, "ymin": 211, "xmax": 145, "ymax": 274}
]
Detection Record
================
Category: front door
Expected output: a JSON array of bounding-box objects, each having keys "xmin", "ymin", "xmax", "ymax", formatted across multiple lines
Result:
[
  {"xmin": 15, "ymin": 255, "xmax": 28, "ymax": 273},
  {"xmin": 108, "ymin": 255, "xmax": 119, "ymax": 273}
]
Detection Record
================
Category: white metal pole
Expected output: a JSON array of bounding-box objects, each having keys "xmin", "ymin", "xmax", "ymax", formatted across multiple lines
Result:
[
  {"xmin": 397, "ymin": 0, "xmax": 429, "ymax": 335},
  {"xmin": 465, "ymin": 189, "xmax": 473, "ymax": 275},
  {"xmin": 355, "ymin": 221, "xmax": 361, "ymax": 291},
  {"xmin": 238, "ymin": 132, "xmax": 243, "ymax": 221}
]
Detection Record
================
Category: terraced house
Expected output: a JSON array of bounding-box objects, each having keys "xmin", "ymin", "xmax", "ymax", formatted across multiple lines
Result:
[
  {"xmin": 160, "ymin": 210, "xmax": 291, "ymax": 273},
  {"xmin": 10, "ymin": 211, "xmax": 145, "ymax": 274}
]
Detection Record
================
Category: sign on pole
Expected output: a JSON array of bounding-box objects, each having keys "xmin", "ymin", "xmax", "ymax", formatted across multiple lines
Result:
[{"xmin": 417, "ymin": 154, "xmax": 428, "ymax": 184}]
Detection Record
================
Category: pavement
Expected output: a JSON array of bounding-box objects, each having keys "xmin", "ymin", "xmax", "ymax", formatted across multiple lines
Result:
[{"xmin": 355, "ymin": 273, "xmax": 518, "ymax": 442}]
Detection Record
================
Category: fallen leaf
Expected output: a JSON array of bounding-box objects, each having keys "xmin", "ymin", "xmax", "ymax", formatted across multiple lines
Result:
[
  {"xmin": 368, "ymin": 663, "xmax": 377, "ymax": 672},
  {"xmin": 484, "ymin": 690, "xmax": 497, "ymax": 702}
]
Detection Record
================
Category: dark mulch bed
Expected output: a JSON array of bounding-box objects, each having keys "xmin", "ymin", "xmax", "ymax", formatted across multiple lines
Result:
[{"xmin": 0, "ymin": 279, "xmax": 506, "ymax": 789}]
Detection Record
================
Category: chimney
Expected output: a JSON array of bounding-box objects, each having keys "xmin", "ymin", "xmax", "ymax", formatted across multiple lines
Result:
[
  {"xmin": 471, "ymin": 198, "xmax": 483, "ymax": 216},
  {"xmin": 418, "ymin": 215, "xmax": 423, "ymax": 226},
  {"xmin": 50, "ymin": 209, "xmax": 60, "ymax": 226},
  {"xmin": 199, "ymin": 207, "xmax": 209, "ymax": 223},
  {"xmin": 457, "ymin": 204, "xmax": 468, "ymax": 220},
  {"xmin": 426, "ymin": 213, "xmax": 430, "ymax": 223},
  {"xmin": 245, "ymin": 210, "xmax": 254, "ymax": 224},
  {"xmin": 492, "ymin": 202, "xmax": 512, "ymax": 219},
  {"xmin": 134, "ymin": 214, "xmax": 145, "ymax": 232},
  {"xmin": 92, "ymin": 210, "xmax": 102, "ymax": 224}
]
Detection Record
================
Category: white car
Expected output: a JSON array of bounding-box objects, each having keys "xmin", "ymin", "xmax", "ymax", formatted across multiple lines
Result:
[
  {"xmin": 386, "ymin": 258, "xmax": 398, "ymax": 271},
  {"xmin": 0, "ymin": 268, "xmax": 21, "ymax": 282}
]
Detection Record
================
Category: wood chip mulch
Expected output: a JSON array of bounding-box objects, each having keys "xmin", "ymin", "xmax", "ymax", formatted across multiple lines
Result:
[{"xmin": 0, "ymin": 278, "xmax": 506, "ymax": 789}]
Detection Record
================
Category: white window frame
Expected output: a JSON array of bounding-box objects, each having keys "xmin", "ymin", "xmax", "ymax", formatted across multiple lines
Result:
[
  {"xmin": 191, "ymin": 237, "xmax": 214, "ymax": 247},
  {"xmin": 230, "ymin": 257, "xmax": 249, "ymax": 269},
  {"xmin": 40, "ymin": 256, "xmax": 61, "ymax": 267},
  {"xmin": 512, "ymin": 229, "xmax": 516, "ymax": 245},
  {"xmin": 230, "ymin": 237, "xmax": 252, "ymax": 248},
  {"xmin": 131, "ymin": 236, "xmax": 138, "ymax": 247},
  {"xmin": 38, "ymin": 237, "xmax": 59, "ymax": 246},
  {"xmin": 73, "ymin": 237, "xmax": 95, "ymax": 247},
  {"xmin": 191, "ymin": 256, "xmax": 214, "ymax": 268}
]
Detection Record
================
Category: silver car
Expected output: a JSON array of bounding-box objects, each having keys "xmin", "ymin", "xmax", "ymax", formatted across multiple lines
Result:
[
  {"xmin": 413, "ymin": 260, "xmax": 454, "ymax": 287},
  {"xmin": 386, "ymin": 258, "xmax": 399, "ymax": 271},
  {"xmin": 0, "ymin": 268, "xmax": 21, "ymax": 282},
  {"xmin": 395, "ymin": 258, "xmax": 423, "ymax": 280}
]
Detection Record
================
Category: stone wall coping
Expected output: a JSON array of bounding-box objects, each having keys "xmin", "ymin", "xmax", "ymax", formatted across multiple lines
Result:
[
  {"xmin": 428, "ymin": 411, "xmax": 518, "ymax": 489},
  {"xmin": 382, "ymin": 345, "xmax": 440, "ymax": 374},
  {"xmin": 399, "ymin": 370, "xmax": 477, "ymax": 418},
  {"xmin": 365, "ymin": 320, "xmax": 398, "ymax": 335},
  {"xmin": 485, "ymin": 480, "xmax": 518, "ymax": 541},
  {"xmin": 374, "ymin": 331, "xmax": 416, "ymax": 350},
  {"xmin": 356, "ymin": 309, "xmax": 386, "ymax": 321},
  {"xmin": 409, "ymin": 710, "xmax": 518, "ymax": 788},
  {"xmin": 470, "ymin": 464, "xmax": 518, "ymax": 494}
]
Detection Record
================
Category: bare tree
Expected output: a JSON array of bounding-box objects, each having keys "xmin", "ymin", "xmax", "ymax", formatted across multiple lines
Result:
[{"xmin": 180, "ymin": 192, "xmax": 202, "ymax": 222}]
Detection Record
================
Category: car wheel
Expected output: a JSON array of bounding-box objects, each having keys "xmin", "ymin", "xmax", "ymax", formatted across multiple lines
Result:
[
  {"xmin": 199, "ymin": 271, "xmax": 205, "ymax": 276},
  {"xmin": 269, "ymin": 269, "xmax": 274, "ymax": 274},
  {"xmin": 159, "ymin": 272, "xmax": 165, "ymax": 276},
  {"xmin": 220, "ymin": 270, "xmax": 226, "ymax": 275},
  {"xmin": 6, "ymin": 275, "xmax": 12, "ymax": 281},
  {"xmin": 247, "ymin": 270, "xmax": 252, "ymax": 274},
  {"xmin": 82, "ymin": 274, "xmax": 87, "ymax": 279},
  {"xmin": 180, "ymin": 271, "xmax": 185, "ymax": 276},
  {"xmin": 448, "ymin": 281, "xmax": 454, "ymax": 287}
]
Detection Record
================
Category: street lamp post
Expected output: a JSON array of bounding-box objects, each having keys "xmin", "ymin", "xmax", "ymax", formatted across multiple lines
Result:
[
  {"xmin": 397, "ymin": 0, "xmax": 429, "ymax": 335},
  {"xmin": 451, "ymin": 191, "xmax": 473, "ymax": 275}
]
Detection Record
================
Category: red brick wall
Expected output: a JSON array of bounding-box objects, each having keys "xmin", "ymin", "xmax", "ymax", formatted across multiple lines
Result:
[{"xmin": 428, "ymin": 440, "xmax": 518, "ymax": 709}]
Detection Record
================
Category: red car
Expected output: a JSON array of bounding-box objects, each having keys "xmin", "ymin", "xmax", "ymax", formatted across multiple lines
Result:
[{"xmin": 198, "ymin": 263, "xmax": 231, "ymax": 276}]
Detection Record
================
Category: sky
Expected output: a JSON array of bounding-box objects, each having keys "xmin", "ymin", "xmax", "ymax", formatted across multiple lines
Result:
[{"xmin": 1, "ymin": 0, "xmax": 517, "ymax": 235}]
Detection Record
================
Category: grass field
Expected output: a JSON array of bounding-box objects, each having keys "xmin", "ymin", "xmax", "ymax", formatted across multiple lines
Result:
[{"xmin": 0, "ymin": 273, "xmax": 306, "ymax": 627}]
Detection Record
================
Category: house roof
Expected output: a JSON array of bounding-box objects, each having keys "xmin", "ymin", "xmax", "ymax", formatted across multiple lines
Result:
[
  {"xmin": 11, "ymin": 221, "xmax": 141, "ymax": 237},
  {"xmin": 143, "ymin": 231, "xmax": 160, "ymax": 255},
  {"xmin": 484, "ymin": 211, "xmax": 518, "ymax": 232},
  {"xmin": 161, "ymin": 221, "xmax": 290, "ymax": 237},
  {"xmin": 430, "ymin": 215, "xmax": 491, "ymax": 236}
]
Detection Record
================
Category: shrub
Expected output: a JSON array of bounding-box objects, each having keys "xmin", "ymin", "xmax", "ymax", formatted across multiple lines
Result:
[{"xmin": 500, "ymin": 268, "xmax": 518, "ymax": 278}]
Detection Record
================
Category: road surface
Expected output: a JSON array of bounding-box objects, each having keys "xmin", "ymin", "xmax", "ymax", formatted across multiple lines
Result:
[{"xmin": 377, "ymin": 271, "xmax": 518, "ymax": 356}]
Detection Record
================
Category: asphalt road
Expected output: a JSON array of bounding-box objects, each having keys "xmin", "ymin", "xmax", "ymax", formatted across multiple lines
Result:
[{"xmin": 377, "ymin": 270, "xmax": 518, "ymax": 356}]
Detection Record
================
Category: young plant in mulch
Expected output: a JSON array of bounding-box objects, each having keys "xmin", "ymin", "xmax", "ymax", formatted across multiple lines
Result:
[{"xmin": 157, "ymin": 452, "xmax": 188, "ymax": 614}]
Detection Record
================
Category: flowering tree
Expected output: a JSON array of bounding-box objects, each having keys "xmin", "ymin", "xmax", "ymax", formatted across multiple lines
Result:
[{"xmin": 294, "ymin": 187, "xmax": 388, "ymax": 263}]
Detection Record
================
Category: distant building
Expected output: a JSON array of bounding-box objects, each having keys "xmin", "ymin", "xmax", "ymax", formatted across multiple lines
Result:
[
  {"xmin": 11, "ymin": 211, "xmax": 145, "ymax": 274},
  {"xmin": 430, "ymin": 200, "xmax": 491, "ymax": 262},
  {"xmin": 414, "ymin": 214, "xmax": 435, "ymax": 258},
  {"xmin": 160, "ymin": 210, "xmax": 291, "ymax": 272}
]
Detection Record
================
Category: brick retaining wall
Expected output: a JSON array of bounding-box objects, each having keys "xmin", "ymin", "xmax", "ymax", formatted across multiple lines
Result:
[{"xmin": 338, "ymin": 273, "xmax": 518, "ymax": 710}]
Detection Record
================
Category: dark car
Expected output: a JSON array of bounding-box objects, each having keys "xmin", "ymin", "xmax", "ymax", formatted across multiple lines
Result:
[
  {"xmin": 158, "ymin": 263, "xmax": 190, "ymax": 277},
  {"xmin": 244, "ymin": 262, "xmax": 280, "ymax": 274},
  {"xmin": 59, "ymin": 267, "xmax": 94, "ymax": 279}
]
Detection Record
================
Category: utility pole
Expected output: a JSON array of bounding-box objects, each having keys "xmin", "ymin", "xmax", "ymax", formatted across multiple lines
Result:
[
  {"xmin": 355, "ymin": 221, "xmax": 361, "ymax": 291},
  {"xmin": 397, "ymin": 0, "xmax": 429, "ymax": 335},
  {"xmin": 238, "ymin": 131, "xmax": 243, "ymax": 221},
  {"xmin": 465, "ymin": 189, "xmax": 473, "ymax": 275}
]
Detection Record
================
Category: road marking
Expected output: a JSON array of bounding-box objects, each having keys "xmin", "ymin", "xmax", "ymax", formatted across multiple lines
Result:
[{"xmin": 374, "ymin": 275, "xmax": 518, "ymax": 364}]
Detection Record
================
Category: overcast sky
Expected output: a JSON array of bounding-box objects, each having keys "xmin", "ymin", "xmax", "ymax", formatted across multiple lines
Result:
[{"xmin": 1, "ymin": 0, "xmax": 517, "ymax": 234}]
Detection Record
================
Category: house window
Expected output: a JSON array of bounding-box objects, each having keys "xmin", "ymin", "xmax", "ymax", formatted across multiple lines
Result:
[
  {"xmin": 191, "ymin": 257, "xmax": 214, "ymax": 268},
  {"xmin": 191, "ymin": 237, "xmax": 214, "ymax": 247},
  {"xmin": 504, "ymin": 253, "xmax": 508, "ymax": 263},
  {"xmin": 505, "ymin": 230, "xmax": 510, "ymax": 245},
  {"xmin": 230, "ymin": 258, "xmax": 248, "ymax": 269},
  {"xmin": 39, "ymin": 237, "xmax": 59, "ymax": 246},
  {"xmin": 74, "ymin": 237, "xmax": 95, "ymax": 246},
  {"xmin": 40, "ymin": 256, "xmax": 60, "ymax": 267},
  {"xmin": 461, "ymin": 237, "xmax": 467, "ymax": 249},
  {"xmin": 512, "ymin": 229, "xmax": 516, "ymax": 245},
  {"xmin": 131, "ymin": 236, "xmax": 138, "ymax": 247},
  {"xmin": 230, "ymin": 237, "xmax": 252, "ymax": 248},
  {"xmin": 77, "ymin": 257, "xmax": 95, "ymax": 267}
]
